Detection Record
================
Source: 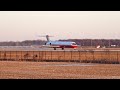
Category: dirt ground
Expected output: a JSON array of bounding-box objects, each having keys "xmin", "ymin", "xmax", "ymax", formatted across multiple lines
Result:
[{"xmin": 0, "ymin": 61, "xmax": 120, "ymax": 79}]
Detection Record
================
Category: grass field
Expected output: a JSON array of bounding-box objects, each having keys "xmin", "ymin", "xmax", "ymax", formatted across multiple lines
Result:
[{"xmin": 0, "ymin": 61, "xmax": 120, "ymax": 79}]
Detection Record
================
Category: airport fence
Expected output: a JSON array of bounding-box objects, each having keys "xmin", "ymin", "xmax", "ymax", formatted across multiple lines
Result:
[{"xmin": 0, "ymin": 50, "xmax": 120, "ymax": 64}]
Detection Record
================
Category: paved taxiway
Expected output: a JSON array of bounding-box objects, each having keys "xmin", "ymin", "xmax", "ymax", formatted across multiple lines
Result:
[{"xmin": 0, "ymin": 46, "xmax": 120, "ymax": 51}]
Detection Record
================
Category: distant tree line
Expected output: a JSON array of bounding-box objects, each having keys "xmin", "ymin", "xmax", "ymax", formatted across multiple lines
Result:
[
  {"xmin": 0, "ymin": 40, "xmax": 46, "ymax": 46},
  {"xmin": 0, "ymin": 39, "xmax": 120, "ymax": 47}
]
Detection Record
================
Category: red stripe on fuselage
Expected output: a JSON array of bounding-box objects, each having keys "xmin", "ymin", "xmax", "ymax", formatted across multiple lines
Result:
[{"xmin": 59, "ymin": 45, "xmax": 77, "ymax": 48}]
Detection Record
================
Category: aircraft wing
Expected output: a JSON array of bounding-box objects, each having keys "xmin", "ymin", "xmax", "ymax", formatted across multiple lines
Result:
[{"xmin": 42, "ymin": 45, "xmax": 60, "ymax": 48}]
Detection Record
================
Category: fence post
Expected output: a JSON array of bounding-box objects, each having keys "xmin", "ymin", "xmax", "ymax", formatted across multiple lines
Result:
[
  {"xmin": 33, "ymin": 51, "xmax": 34, "ymax": 61},
  {"xmin": 10, "ymin": 51, "xmax": 11, "ymax": 60},
  {"xmin": 21, "ymin": 51, "xmax": 22, "ymax": 61},
  {"xmin": 117, "ymin": 51, "xmax": 119, "ymax": 63},
  {"xmin": 39, "ymin": 51, "xmax": 40, "ymax": 62},
  {"xmin": 57, "ymin": 51, "xmax": 59, "ymax": 61},
  {"xmin": 0, "ymin": 51, "xmax": 1, "ymax": 59},
  {"xmin": 45, "ymin": 51, "xmax": 46, "ymax": 60},
  {"xmin": 16, "ymin": 51, "xmax": 17, "ymax": 61},
  {"xmin": 109, "ymin": 50, "xmax": 110, "ymax": 63},
  {"xmin": 0, "ymin": 51, "xmax": 1, "ymax": 60},
  {"xmin": 85, "ymin": 50, "xmax": 87, "ymax": 61},
  {"xmin": 101, "ymin": 51, "xmax": 102, "ymax": 62},
  {"xmin": 27, "ymin": 51, "xmax": 28, "ymax": 61},
  {"xmin": 64, "ymin": 51, "xmax": 65, "ymax": 61},
  {"xmin": 41, "ymin": 51, "xmax": 43, "ymax": 60},
  {"xmin": 93, "ymin": 51, "xmax": 94, "ymax": 61},
  {"xmin": 51, "ymin": 51, "xmax": 52, "ymax": 61},
  {"xmin": 79, "ymin": 51, "xmax": 81, "ymax": 62},
  {"xmin": 4, "ymin": 51, "xmax": 6, "ymax": 60}
]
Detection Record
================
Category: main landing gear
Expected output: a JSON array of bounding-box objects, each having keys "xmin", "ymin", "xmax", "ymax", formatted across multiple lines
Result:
[
  {"xmin": 62, "ymin": 48, "xmax": 64, "ymax": 50},
  {"xmin": 53, "ymin": 48, "xmax": 64, "ymax": 50}
]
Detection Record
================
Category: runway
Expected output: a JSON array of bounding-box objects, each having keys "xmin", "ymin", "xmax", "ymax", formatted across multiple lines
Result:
[{"xmin": 0, "ymin": 46, "xmax": 120, "ymax": 51}]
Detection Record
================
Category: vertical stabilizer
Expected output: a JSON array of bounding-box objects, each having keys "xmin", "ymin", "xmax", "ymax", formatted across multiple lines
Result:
[
  {"xmin": 38, "ymin": 35, "xmax": 52, "ymax": 42},
  {"xmin": 46, "ymin": 35, "xmax": 50, "ymax": 41}
]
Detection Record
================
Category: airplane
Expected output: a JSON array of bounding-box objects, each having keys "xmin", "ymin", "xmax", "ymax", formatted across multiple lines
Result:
[{"xmin": 39, "ymin": 35, "xmax": 78, "ymax": 50}]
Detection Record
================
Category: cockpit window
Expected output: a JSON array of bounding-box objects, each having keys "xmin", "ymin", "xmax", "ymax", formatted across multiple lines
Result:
[{"xmin": 72, "ymin": 43, "xmax": 77, "ymax": 45}]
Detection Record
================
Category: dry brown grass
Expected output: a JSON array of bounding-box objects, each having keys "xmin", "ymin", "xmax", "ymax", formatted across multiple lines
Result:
[{"xmin": 0, "ymin": 61, "xmax": 120, "ymax": 79}]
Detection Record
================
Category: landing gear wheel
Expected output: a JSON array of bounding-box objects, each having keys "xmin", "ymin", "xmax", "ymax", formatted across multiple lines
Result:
[{"xmin": 54, "ymin": 48, "xmax": 56, "ymax": 50}]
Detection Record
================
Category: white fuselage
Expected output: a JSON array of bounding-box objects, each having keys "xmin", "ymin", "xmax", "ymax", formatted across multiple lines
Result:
[{"xmin": 46, "ymin": 41, "xmax": 78, "ymax": 49}]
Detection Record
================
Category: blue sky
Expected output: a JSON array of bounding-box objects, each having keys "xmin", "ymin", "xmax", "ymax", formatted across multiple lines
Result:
[{"xmin": 0, "ymin": 11, "xmax": 120, "ymax": 41}]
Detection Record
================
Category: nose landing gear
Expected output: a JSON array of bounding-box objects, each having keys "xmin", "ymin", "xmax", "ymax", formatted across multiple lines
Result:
[{"xmin": 54, "ymin": 48, "xmax": 56, "ymax": 50}]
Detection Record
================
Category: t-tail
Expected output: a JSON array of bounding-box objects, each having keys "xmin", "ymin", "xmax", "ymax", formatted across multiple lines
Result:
[
  {"xmin": 38, "ymin": 35, "xmax": 53, "ymax": 42},
  {"xmin": 46, "ymin": 35, "xmax": 50, "ymax": 42}
]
